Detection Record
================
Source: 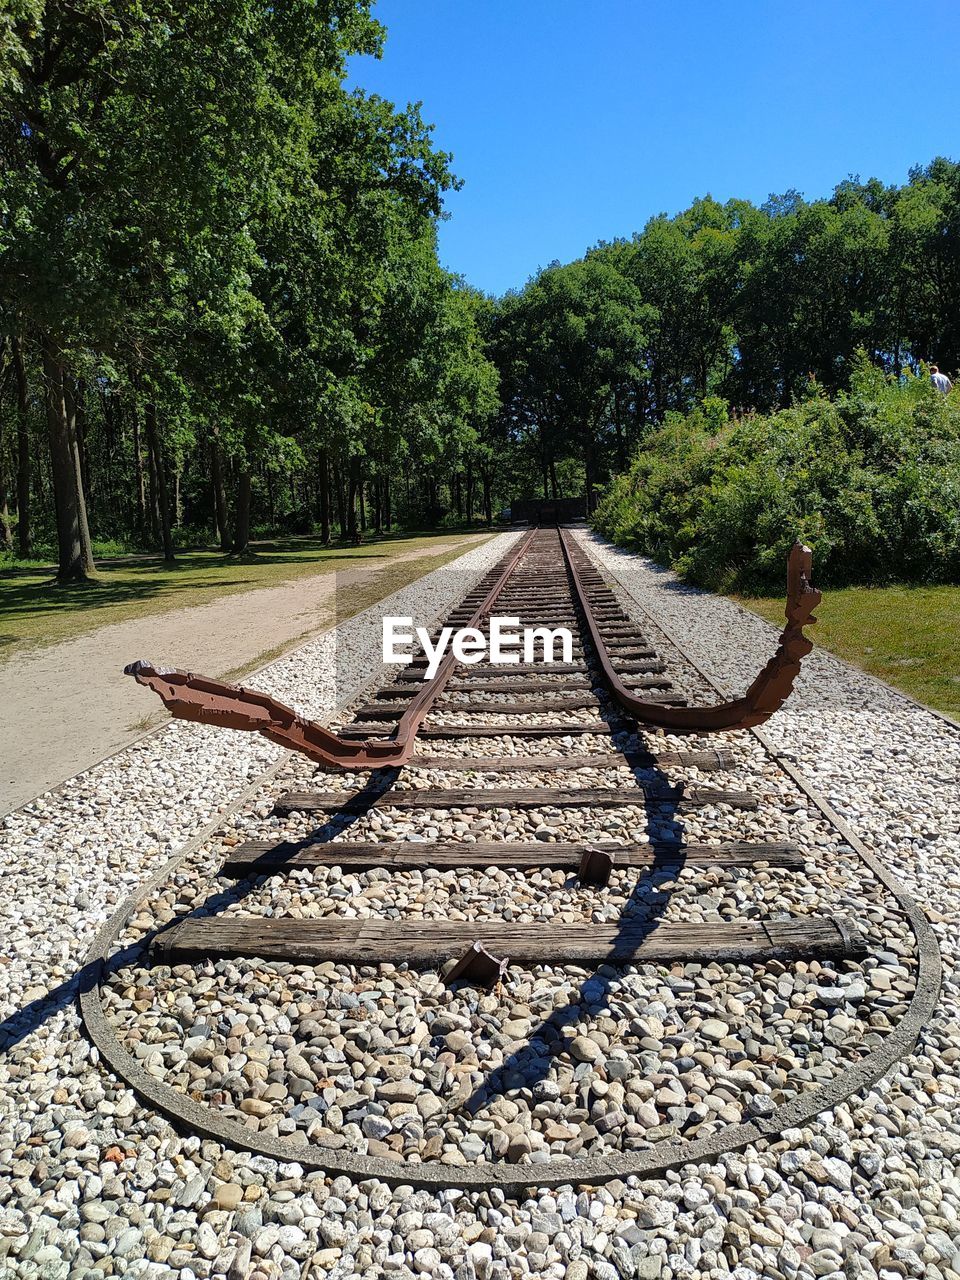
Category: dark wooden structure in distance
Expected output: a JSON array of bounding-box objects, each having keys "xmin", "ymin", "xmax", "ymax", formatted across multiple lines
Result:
[{"xmin": 510, "ymin": 496, "xmax": 587, "ymax": 524}]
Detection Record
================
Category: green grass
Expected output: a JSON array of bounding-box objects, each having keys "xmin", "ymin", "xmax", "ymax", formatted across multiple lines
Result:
[
  {"xmin": 0, "ymin": 529, "xmax": 490, "ymax": 664},
  {"xmin": 737, "ymin": 583, "xmax": 960, "ymax": 721}
]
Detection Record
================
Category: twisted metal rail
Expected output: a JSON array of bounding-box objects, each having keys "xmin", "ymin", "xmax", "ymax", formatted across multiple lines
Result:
[
  {"xmin": 123, "ymin": 529, "xmax": 536, "ymax": 769},
  {"xmin": 125, "ymin": 530, "xmax": 821, "ymax": 763},
  {"xmin": 560, "ymin": 530, "xmax": 821, "ymax": 732}
]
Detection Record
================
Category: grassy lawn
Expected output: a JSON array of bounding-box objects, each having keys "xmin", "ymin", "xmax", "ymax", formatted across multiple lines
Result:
[
  {"xmin": 737, "ymin": 583, "xmax": 960, "ymax": 721},
  {"xmin": 0, "ymin": 529, "xmax": 491, "ymax": 664}
]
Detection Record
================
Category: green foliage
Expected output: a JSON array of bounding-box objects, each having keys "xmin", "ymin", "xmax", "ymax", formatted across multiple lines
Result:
[
  {"xmin": 3, "ymin": 0, "xmax": 960, "ymax": 578},
  {"xmin": 593, "ymin": 359, "xmax": 960, "ymax": 591},
  {"xmin": 492, "ymin": 162, "xmax": 960, "ymax": 509},
  {"xmin": 0, "ymin": 1, "xmax": 501, "ymax": 569},
  {"xmin": 490, "ymin": 256, "xmax": 649, "ymax": 504}
]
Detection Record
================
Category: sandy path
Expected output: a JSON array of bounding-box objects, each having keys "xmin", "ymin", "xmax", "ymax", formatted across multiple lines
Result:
[{"xmin": 0, "ymin": 536, "xmax": 483, "ymax": 815}]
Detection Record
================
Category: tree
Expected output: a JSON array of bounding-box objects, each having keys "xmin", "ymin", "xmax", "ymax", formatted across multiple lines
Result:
[
  {"xmin": 490, "ymin": 257, "xmax": 648, "ymax": 505},
  {"xmin": 0, "ymin": 1, "xmax": 391, "ymax": 575}
]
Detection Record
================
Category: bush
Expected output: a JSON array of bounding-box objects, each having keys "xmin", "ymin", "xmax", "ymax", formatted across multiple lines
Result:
[{"xmin": 592, "ymin": 360, "xmax": 960, "ymax": 592}]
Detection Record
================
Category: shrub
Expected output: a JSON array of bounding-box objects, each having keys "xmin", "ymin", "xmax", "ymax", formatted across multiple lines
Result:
[{"xmin": 592, "ymin": 360, "xmax": 960, "ymax": 592}]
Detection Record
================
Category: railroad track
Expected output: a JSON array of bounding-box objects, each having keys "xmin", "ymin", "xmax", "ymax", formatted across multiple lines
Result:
[{"xmin": 82, "ymin": 525, "xmax": 939, "ymax": 1190}]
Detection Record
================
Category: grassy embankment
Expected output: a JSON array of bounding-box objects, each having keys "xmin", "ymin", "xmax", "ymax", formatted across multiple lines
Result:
[
  {"xmin": 0, "ymin": 529, "xmax": 492, "ymax": 666},
  {"xmin": 738, "ymin": 585, "xmax": 960, "ymax": 722}
]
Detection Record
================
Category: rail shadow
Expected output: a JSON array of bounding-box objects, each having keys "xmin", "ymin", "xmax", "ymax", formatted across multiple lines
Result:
[
  {"xmin": 216, "ymin": 767, "xmax": 406, "ymax": 874},
  {"xmin": 457, "ymin": 742, "xmax": 688, "ymax": 1120},
  {"xmin": 0, "ymin": 768, "xmax": 400, "ymax": 1055}
]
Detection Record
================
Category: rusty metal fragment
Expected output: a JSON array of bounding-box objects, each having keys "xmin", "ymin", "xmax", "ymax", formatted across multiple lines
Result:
[
  {"xmin": 578, "ymin": 844, "xmax": 615, "ymax": 886},
  {"xmin": 560, "ymin": 530, "xmax": 820, "ymax": 734},
  {"xmin": 123, "ymin": 529, "xmax": 536, "ymax": 770},
  {"xmin": 445, "ymin": 942, "xmax": 509, "ymax": 988}
]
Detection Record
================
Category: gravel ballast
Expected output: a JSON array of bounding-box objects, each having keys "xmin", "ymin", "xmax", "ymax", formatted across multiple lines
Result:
[{"xmin": 1, "ymin": 528, "xmax": 958, "ymax": 1280}]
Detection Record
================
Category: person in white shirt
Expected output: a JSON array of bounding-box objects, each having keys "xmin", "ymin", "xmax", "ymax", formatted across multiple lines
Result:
[{"xmin": 930, "ymin": 364, "xmax": 953, "ymax": 394}]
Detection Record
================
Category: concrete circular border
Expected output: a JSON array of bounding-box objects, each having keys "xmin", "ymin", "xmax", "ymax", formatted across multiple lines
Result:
[{"xmin": 80, "ymin": 568, "xmax": 944, "ymax": 1193}]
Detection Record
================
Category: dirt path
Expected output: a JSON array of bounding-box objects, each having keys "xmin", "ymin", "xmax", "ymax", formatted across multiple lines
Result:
[{"xmin": 1, "ymin": 535, "xmax": 485, "ymax": 816}]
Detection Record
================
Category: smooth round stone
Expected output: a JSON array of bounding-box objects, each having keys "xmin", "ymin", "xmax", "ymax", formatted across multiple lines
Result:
[
  {"xmin": 213, "ymin": 1184, "xmax": 243, "ymax": 1212},
  {"xmin": 569, "ymin": 1036, "xmax": 602, "ymax": 1064}
]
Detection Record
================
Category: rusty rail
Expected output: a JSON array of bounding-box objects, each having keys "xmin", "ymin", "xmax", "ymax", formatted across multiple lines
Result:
[
  {"xmin": 559, "ymin": 528, "xmax": 820, "ymax": 732},
  {"xmin": 125, "ymin": 527, "xmax": 820, "ymax": 767},
  {"xmin": 124, "ymin": 529, "xmax": 537, "ymax": 770}
]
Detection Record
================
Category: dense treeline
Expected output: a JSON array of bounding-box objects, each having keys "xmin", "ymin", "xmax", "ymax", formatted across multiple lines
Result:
[
  {"xmin": 592, "ymin": 362, "xmax": 960, "ymax": 592},
  {"xmin": 0, "ymin": 1, "xmax": 500, "ymax": 579},
  {"xmin": 492, "ymin": 160, "xmax": 960, "ymax": 509},
  {"xmin": 2, "ymin": 4, "xmax": 959, "ymax": 584}
]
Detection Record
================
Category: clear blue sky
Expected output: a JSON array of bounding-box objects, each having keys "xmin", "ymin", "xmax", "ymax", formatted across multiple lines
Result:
[{"xmin": 348, "ymin": 1, "xmax": 960, "ymax": 297}]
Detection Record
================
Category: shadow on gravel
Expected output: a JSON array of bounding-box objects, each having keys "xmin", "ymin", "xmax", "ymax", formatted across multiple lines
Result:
[
  {"xmin": 223, "ymin": 766, "xmax": 404, "ymax": 874},
  {"xmin": 0, "ymin": 967, "xmax": 105, "ymax": 1053},
  {"xmin": 459, "ymin": 746, "xmax": 687, "ymax": 1121},
  {"xmin": 0, "ymin": 769, "xmax": 402, "ymax": 1055}
]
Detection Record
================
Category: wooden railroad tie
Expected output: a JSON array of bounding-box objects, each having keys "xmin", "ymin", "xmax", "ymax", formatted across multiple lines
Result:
[
  {"xmin": 397, "ymin": 658, "xmax": 662, "ymax": 679},
  {"xmin": 407, "ymin": 639, "xmax": 656, "ymax": 659},
  {"xmin": 354, "ymin": 692, "xmax": 681, "ymax": 720},
  {"xmin": 450, "ymin": 613, "xmax": 626, "ymax": 625},
  {"xmin": 402, "ymin": 748, "xmax": 736, "ymax": 772},
  {"xmin": 219, "ymin": 838, "xmax": 803, "ymax": 877},
  {"xmin": 338, "ymin": 720, "xmax": 638, "ymax": 740},
  {"xmin": 377, "ymin": 675, "xmax": 671, "ymax": 697},
  {"xmin": 274, "ymin": 784, "xmax": 759, "ymax": 815},
  {"xmin": 152, "ymin": 915, "xmax": 865, "ymax": 970}
]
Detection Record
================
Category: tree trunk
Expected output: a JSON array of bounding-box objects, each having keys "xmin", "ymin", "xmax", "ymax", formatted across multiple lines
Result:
[
  {"xmin": 102, "ymin": 390, "xmax": 119, "ymax": 528},
  {"xmin": 318, "ymin": 447, "xmax": 331, "ymax": 543},
  {"xmin": 147, "ymin": 433, "xmax": 162, "ymax": 545},
  {"xmin": 42, "ymin": 334, "xmax": 95, "ymax": 581},
  {"xmin": 233, "ymin": 470, "xmax": 252, "ymax": 553},
  {"xmin": 372, "ymin": 474, "xmax": 383, "ymax": 535},
  {"xmin": 383, "ymin": 473, "xmax": 391, "ymax": 533},
  {"xmin": 347, "ymin": 456, "xmax": 360, "ymax": 540},
  {"xmin": 210, "ymin": 438, "xmax": 230, "ymax": 550},
  {"xmin": 65, "ymin": 378, "xmax": 95, "ymax": 560},
  {"xmin": 265, "ymin": 466, "xmax": 275, "ymax": 527},
  {"xmin": 0, "ymin": 465, "xmax": 12, "ymax": 551},
  {"xmin": 482, "ymin": 470, "xmax": 493, "ymax": 525},
  {"xmin": 12, "ymin": 334, "xmax": 31, "ymax": 557},
  {"xmin": 145, "ymin": 402, "xmax": 175, "ymax": 561},
  {"xmin": 71, "ymin": 379, "xmax": 91, "ymax": 517},
  {"xmin": 131, "ymin": 403, "xmax": 149, "ymax": 539},
  {"xmin": 333, "ymin": 458, "xmax": 346, "ymax": 537},
  {"xmin": 0, "ymin": 343, "xmax": 13, "ymax": 549},
  {"xmin": 465, "ymin": 459, "xmax": 474, "ymax": 524}
]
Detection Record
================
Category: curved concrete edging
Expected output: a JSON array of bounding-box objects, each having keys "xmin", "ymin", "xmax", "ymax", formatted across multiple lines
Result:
[{"xmin": 79, "ymin": 541, "xmax": 943, "ymax": 1194}]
